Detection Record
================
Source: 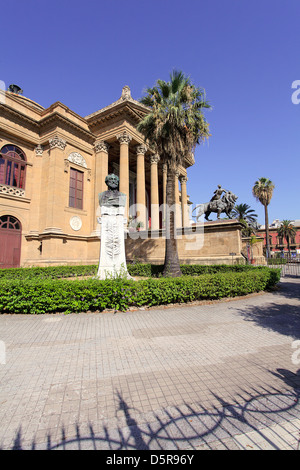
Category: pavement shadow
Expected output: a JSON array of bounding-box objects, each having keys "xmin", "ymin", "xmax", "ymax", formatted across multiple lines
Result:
[
  {"xmin": 3, "ymin": 369, "xmax": 300, "ymax": 450},
  {"xmin": 237, "ymin": 301, "xmax": 300, "ymax": 339},
  {"xmin": 274, "ymin": 280, "xmax": 300, "ymax": 301},
  {"xmin": 234, "ymin": 279, "xmax": 300, "ymax": 339}
]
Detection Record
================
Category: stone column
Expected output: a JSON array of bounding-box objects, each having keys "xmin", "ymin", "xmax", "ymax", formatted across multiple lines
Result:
[
  {"xmin": 175, "ymin": 170, "xmax": 182, "ymax": 229},
  {"xmin": 180, "ymin": 175, "xmax": 190, "ymax": 227},
  {"xmin": 44, "ymin": 136, "xmax": 67, "ymax": 233},
  {"xmin": 117, "ymin": 131, "xmax": 132, "ymax": 220},
  {"xmin": 136, "ymin": 144, "xmax": 147, "ymax": 229},
  {"xmin": 94, "ymin": 141, "xmax": 109, "ymax": 231},
  {"xmin": 150, "ymin": 154, "xmax": 160, "ymax": 231}
]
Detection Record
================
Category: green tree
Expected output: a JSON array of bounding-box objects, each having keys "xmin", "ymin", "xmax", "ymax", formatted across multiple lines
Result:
[
  {"xmin": 137, "ymin": 70, "xmax": 211, "ymax": 277},
  {"xmin": 252, "ymin": 177, "xmax": 275, "ymax": 259},
  {"xmin": 277, "ymin": 220, "xmax": 296, "ymax": 258},
  {"xmin": 231, "ymin": 203, "xmax": 258, "ymax": 236}
]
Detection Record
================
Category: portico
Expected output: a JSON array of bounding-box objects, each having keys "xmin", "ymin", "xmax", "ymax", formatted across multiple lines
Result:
[{"xmin": 87, "ymin": 87, "xmax": 192, "ymax": 232}]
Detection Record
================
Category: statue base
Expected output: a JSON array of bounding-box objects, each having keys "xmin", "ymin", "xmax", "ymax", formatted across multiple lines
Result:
[{"xmin": 95, "ymin": 205, "xmax": 131, "ymax": 280}]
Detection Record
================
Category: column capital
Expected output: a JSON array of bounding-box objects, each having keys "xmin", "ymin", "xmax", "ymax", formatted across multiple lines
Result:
[
  {"xmin": 49, "ymin": 136, "xmax": 66, "ymax": 150},
  {"xmin": 94, "ymin": 141, "xmax": 109, "ymax": 154},
  {"xmin": 117, "ymin": 131, "xmax": 132, "ymax": 145},
  {"xmin": 149, "ymin": 154, "xmax": 160, "ymax": 165},
  {"xmin": 180, "ymin": 175, "xmax": 188, "ymax": 184},
  {"xmin": 162, "ymin": 163, "xmax": 168, "ymax": 173},
  {"xmin": 135, "ymin": 144, "xmax": 147, "ymax": 155},
  {"xmin": 175, "ymin": 169, "xmax": 180, "ymax": 178}
]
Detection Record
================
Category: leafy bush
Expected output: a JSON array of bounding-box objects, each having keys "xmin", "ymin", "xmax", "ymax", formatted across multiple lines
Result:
[
  {"xmin": 0, "ymin": 267, "xmax": 280, "ymax": 314},
  {"xmin": 0, "ymin": 262, "xmax": 275, "ymax": 280},
  {"xmin": 0, "ymin": 264, "xmax": 97, "ymax": 280},
  {"xmin": 267, "ymin": 258, "xmax": 287, "ymax": 265}
]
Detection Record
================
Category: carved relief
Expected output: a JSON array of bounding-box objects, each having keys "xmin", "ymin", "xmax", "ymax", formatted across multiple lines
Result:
[
  {"xmin": 64, "ymin": 160, "xmax": 70, "ymax": 173},
  {"xmin": 49, "ymin": 136, "xmax": 67, "ymax": 150},
  {"xmin": 35, "ymin": 144, "xmax": 43, "ymax": 156},
  {"xmin": 121, "ymin": 86, "xmax": 131, "ymax": 100},
  {"xmin": 105, "ymin": 220, "xmax": 121, "ymax": 258},
  {"xmin": 67, "ymin": 152, "xmax": 87, "ymax": 168},
  {"xmin": 70, "ymin": 216, "xmax": 82, "ymax": 231}
]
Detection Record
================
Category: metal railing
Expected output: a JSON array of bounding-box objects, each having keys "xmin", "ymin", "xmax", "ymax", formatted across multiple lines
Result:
[{"xmin": 266, "ymin": 262, "xmax": 300, "ymax": 278}]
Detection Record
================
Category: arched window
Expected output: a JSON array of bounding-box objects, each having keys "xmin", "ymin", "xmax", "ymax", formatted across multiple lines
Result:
[
  {"xmin": 0, "ymin": 144, "xmax": 26, "ymax": 189},
  {"xmin": 0, "ymin": 215, "xmax": 21, "ymax": 230}
]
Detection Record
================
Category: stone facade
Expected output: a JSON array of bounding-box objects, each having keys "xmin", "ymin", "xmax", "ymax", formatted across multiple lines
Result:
[{"xmin": 0, "ymin": 86, "xmax": 246, "ymax": 268}]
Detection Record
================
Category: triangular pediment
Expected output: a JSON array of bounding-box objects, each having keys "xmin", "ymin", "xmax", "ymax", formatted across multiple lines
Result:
[{"xmin": 85, "ymin": 86, "xmax": 149, "ymax": 128}]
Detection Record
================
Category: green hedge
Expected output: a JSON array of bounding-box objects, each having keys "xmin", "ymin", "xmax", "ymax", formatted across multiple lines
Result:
[
  {"xmin": 0, "ymin": 264, "xmax": 98, "ymax": 280},
  {"xmin": 267, "ymin": 258, "xmax": 288, "ymax": 265},
  {"xmin": 0, "ymin": 263, "xmax": 276, "ymax": 280},
  {"xmin": 0, "ymin": 268, "xmax": 280, "ymax": 314}
]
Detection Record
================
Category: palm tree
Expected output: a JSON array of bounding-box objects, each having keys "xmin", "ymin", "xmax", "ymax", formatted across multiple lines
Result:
[
  {"xmin": 277, "ymin": 220, "xmax": 296, "ymax": 258},
  {"xmin": 137, "ymin": 70, "xmax": 211, "ymax": 276},
  {"xmin": 252, "ymin": 177, "xmax": 275, "ymax": 259},
  {"xmin": 231, "ymin": 203, "xmax": 258, "ymax": 236}
]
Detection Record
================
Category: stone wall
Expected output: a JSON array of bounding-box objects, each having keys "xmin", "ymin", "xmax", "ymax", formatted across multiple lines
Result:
[{"xmin": 125, "ymin": 220, "xmax": 246, "ymax": 265}]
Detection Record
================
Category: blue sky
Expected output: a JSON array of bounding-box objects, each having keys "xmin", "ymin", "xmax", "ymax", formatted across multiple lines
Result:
[{"xmin": 1, "ymin": 0, "xmax": 299, "ymax": 225}]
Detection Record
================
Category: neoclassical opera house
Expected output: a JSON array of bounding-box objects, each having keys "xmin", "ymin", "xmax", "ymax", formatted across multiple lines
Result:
[{"xmin": 0, "ymin": 85, "xmax": 246, "ymax": 268}]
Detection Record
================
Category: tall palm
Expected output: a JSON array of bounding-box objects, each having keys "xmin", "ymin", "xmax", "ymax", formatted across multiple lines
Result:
[
  {"xmin": 252, "ymin": 177, "xmax": 275, "ymax": 258},
  {"xmin": 137, "ymin": 70, "xmax": 211, "ymax": 276},
  {"xmin": 277, "ymin": 220, "xmax": 296, "ymax": 258},
  {"xmin": 232, "ymin": 203, "xmax": 258, "ymax": 236}
]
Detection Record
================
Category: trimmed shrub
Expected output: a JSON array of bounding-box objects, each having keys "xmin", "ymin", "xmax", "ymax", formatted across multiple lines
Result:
[
  {"xmin": 0, "ymin": 263, "xmax": 278, "ymax": 280},
  {"xmin": 0, "ymin": 267, "xmax": 280, "ymax": 314},
  {"xmin": 0, "ymin": 265, "xmax": 97, "ymax": 280}
]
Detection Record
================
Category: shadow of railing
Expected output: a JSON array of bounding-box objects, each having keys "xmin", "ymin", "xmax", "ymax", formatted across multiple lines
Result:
[{"xmin": 3, "ymin": 368, "xmax": 300, "ymax": 450}]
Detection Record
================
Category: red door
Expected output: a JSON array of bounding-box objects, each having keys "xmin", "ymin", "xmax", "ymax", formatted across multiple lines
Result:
[{"xmin": 0, "ymin": 215, "xmax": 21, "ymax": 268}]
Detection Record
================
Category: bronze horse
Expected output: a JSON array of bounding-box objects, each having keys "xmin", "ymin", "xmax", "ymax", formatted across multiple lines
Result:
[{"xmin": 193, "ymin": 191, "xmax": 238, "ymax": 221}]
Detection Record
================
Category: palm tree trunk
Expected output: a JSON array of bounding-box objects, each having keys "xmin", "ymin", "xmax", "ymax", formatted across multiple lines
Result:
[
  {"xmin": 287, "ymin": 236, "xmax": 291, "ymax": 259},
  {"xmin": 264, "ymin": 204, "xmax": 270, "ymax": 259},
  {"xmin": 163, "ymin": 168, "xmax": 182, "ymax": 277}
]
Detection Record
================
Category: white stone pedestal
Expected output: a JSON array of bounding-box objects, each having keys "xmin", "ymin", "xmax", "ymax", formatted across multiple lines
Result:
[{"xmin": 96, "ymin": 205, "xmax": 131, "ymax": 280}]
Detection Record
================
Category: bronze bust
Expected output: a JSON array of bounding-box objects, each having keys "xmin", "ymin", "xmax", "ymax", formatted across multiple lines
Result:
[{"xmin": 98, "ymin": 174, "xmax": 126, "ymax": 207}]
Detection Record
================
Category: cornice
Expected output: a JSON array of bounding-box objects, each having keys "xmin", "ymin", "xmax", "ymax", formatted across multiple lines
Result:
[
  {"xmin": 25, "ymin": 232, "xmax": 99, "ymax": 242},
  {"xmin": 42, "ymin": 101, "xmax": 90, "ymax": 127},
  {"xmin": 0, "ymin": 103, "xmax": 96, "ymax": 144},
  {"xmin": 0, "ymin": 104, "xmax": 39, "ymax": 132},
  {"xmin": 4, "ymin": 92, "xmax": 45, "ymax": 113},
  {"xmin": 39, "ymin": 112, "xmax": 95, "ymax": 143}
]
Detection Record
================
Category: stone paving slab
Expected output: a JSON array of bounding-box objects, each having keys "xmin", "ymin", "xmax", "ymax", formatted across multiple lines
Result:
[{"xmin": 0, "ymin": 278, "xmax": 300, "ymax": 450}]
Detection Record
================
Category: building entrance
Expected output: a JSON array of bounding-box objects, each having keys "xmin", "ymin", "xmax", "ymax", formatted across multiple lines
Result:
[{"xmin": 0, "ymin": 215, "xmax": 21, "ymax": 268}]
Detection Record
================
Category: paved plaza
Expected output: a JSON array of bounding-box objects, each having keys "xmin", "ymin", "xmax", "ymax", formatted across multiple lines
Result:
[{"xmin": 0, "ymin": 277, "xmax": 300, "ymax": 450}]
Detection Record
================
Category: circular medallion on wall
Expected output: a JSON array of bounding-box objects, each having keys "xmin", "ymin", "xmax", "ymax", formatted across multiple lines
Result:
[{"xmin": 70, "ymin": 216, "xmax": 82, "ymax": 231}]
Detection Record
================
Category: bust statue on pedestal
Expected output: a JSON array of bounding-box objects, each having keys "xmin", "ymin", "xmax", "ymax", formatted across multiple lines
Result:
[{"xmin": 96, "ymin": 174, "xmax": 131, "ymax": 280}]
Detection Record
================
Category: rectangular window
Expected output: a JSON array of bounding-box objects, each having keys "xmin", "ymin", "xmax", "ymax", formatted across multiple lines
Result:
[
  {"xmin": 6, "ymin": 160, "xmax": 12, "ymax": 185},
  {"xmin": 69, "ymin": 168, "xmax": 83, "ymax": 209},
  {"xmin": 19, "ymin": 165, "xmax": 26, "ymax": 189},
  {"xmin": 0, "ymin": 158, "xmax": 5, "ymax": 184}
]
